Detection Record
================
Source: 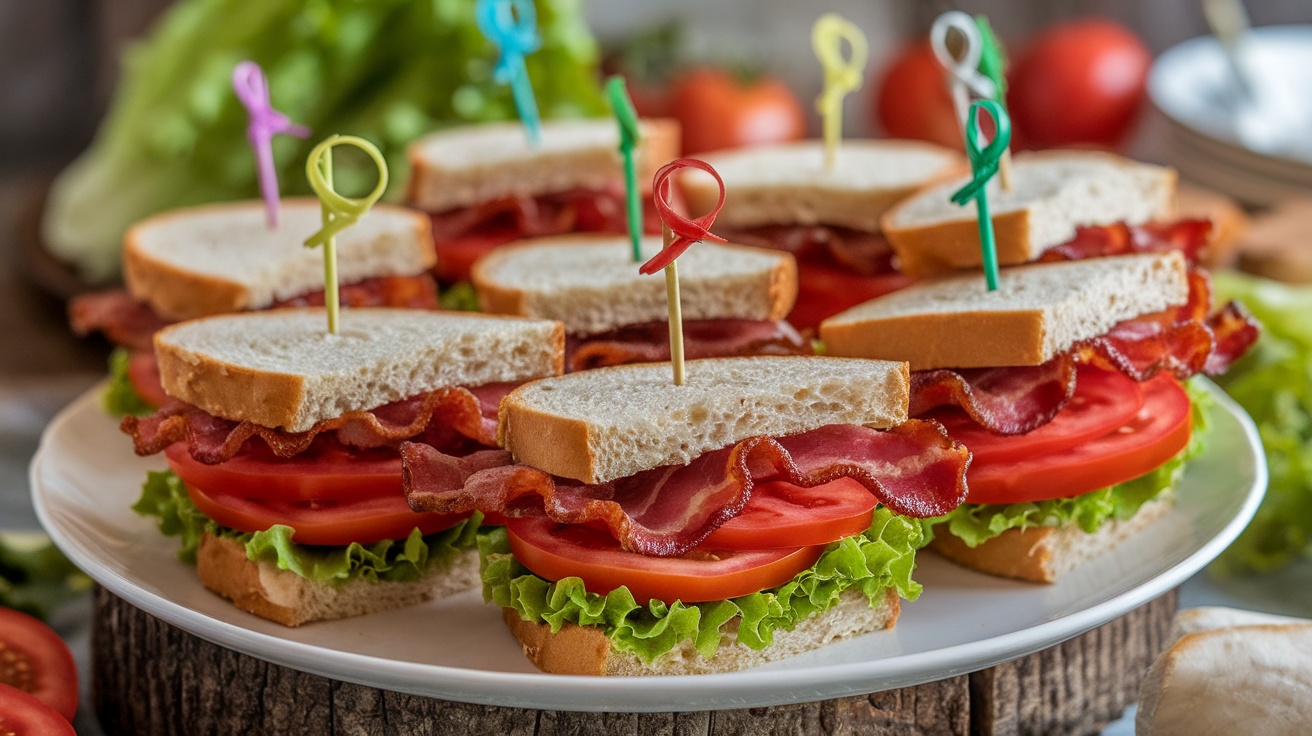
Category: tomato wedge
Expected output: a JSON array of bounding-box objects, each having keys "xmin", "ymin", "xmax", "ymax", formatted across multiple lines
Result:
[
  {"xmin": 185, "ymin": 483, "xmax": 468, "ymax": 546},
  {"xmin": 165, "ymin": 441, "xmax": 402, "ymax": 503},
  {"xmin": 0, "ymin": 684, "xmax": 75, "ymax": 736},
  {"xmin": 506, "ymin": 516, "xmax": 824, "ymax": 604},
  {"xmin": 962, "ymin": 375, "xmax": 1192, "ymax": 504},
  {"xmin": 0, "ymin": 608, "xmax": 78, "ymax": 722},
  {"xmin": 703, "ymin": 478, "xmax": 877, "ymax": 550},
  {"xmin": 127, "ymin": 350, "xmax": 169, "ymax": 409},
  {"xmin": 932, "ymin": 367, "xmax": 1146, "ymax": 464},
  {"xmin": 790, "ymin": 262, "xmax": 914, "ymax": 331}
]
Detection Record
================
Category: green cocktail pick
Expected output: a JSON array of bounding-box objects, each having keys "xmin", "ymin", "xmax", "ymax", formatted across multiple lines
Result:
[
  {"xmin": 950, "ymin": 100, "xmax": 1011, "ymax": 292},
  {"xmin": 606, "ymin": 76, "xmax": 644, "ymax": 262}
]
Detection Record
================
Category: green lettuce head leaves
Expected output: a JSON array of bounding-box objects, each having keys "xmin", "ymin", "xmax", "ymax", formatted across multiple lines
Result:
[
  {"xmin": 102, "ymin": 347, "xmax": 155, "ymax": 418},
  {"xmin": 483, "ymin": 507, "xmax": 927, "ymax": 665}
]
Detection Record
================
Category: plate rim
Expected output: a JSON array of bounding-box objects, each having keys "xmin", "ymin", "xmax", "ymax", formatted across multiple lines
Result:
[{"xmin": 30, "ymin": 380, "xmax": 1267, "ymax": 712}]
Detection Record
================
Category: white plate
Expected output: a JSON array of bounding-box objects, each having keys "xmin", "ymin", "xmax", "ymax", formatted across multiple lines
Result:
[{"xmin": 31, "ymin": 382, "xmax": 1265, "ymax": 712}]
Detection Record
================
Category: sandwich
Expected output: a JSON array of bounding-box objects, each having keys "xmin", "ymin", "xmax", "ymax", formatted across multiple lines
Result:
[
  {"xmin": 470, "ymin": 233, "xmax": 806, "ymax": 371},
  {"xmin": 402, "ymin": 356, "xmax": 971, "ymax": 674},
  {"xmin": 406, "ymin": 118, "xmax": 680, "ymax": 283},
  {"xmin": 70, "ymin": 199, "xmax": 438, "ymax": 413},
  {"xmin": 675, "ymin": 139, "xmax": 964, "ymax": 330},
  {"xmin": 122, "ymin": 307, "xmax": 563, "ymax": 625},
  {"xmin": 820, "ymin": 251, "xmax": 1258, "ymax": 582},
  {"xmin": 880, "ymin": 150, "xmax": 1215, "ymax": 276}
]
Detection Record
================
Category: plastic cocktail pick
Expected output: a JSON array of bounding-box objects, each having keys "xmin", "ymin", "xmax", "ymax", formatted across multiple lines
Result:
[
  {"xmin": 812, "ymin": 13, "xmax": 868, "ymax": 172},
  {"xmin": 606, "ymin": 76, "xmax": 644, "ymax": 262},
  {"xmin": 931, "ymin": 12, "xmax": 1013, "ymax": 190},
  {"xmin": 232, "ymin": 61, "xmax": 310, "ymax": 229},
  {"xmin": 304, "ymin": 135, "xmax": 389, "ymax": 334},
  {"xmin": 477, "ymin": 0, "xmax": 542, "ymax": 147},
  {"xmin": 950, "ymin": 100, "xmax": 1010, "ymax": 292},
  {"xmin": 644, "ymin": 158, "xmax": 728, "ymax": 386}
]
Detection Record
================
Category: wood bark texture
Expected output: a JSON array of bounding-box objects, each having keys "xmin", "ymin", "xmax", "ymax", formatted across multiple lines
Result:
[{"xmin": 92, "ymin": 586, "xmax": 1176, "ymax": 735}]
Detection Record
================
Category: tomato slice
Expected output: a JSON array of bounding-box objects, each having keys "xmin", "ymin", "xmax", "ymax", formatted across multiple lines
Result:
[
  {"xmin": 791, "ymin": 263, "xmax": 914, "ymax": 331},
  {"xmin": 165, "ymin": 440, "xmax": 402, "ymax": 503},
  {"xmin": 185, "ymin": 483, "xmax": 468, "ymax": 546},
  {"xmin": 0, "ymin": 684, "xmax": 76, "ymax": 735},
  {"xmin": 127, "ymin": 350, "xmax": 169, "ymax": 409},
  {"xmin": 963, "ymin": 375, "xmax": 1192, "ymax": 504},
  {"xmin": 703, "ymin": 478, "xmax": 876, "ymax": 550},
  {"xmin": 506, "ymin": 516, "xmax": 824, "ymax": 604},
  {"xmin": 0, "ymin": 608, "xmax": 78, "ymax": 722},
  {"xmin": 932, "ymin": 367, "xmax": 1147, "ymax": 464}
]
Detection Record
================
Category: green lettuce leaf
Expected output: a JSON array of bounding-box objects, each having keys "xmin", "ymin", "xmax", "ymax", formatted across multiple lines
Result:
[
  {"xmin": 1212, "ymin": 272, "xmax": 1312, "ymax": 573},
  {"xmin": 929, "ymin": 378, "xmax": 1213, "ymax": 548},
  {"xmin": 102, "ymin": 347, "xmax": 154, "ymax": 418},
  {"xmin": 482, "ymin": 507, "xmax": 927, "ymax": 664},
  {"xmin": 438, "ymin": 281, "xmax": 482, "ymax": 312},
  {"xmin": 0, "ymin": 532, "xmax": 93, "ymax": 621},
  {"xmin": 132, "ymin": 470, "xmax": 479, "ymax": 584}
]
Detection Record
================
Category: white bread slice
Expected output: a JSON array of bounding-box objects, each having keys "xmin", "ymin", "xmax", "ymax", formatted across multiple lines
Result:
[
  {"xmin": 929, "ymin": 497, "xmax": 1174, "ymax": 583},
  {"xmin": 881, "ymin": 150, "xmax": 1177, "ymax": 275},
  {"xmin": 123, "ymin": 198, "xmax": 435, "ymax": 322},
  {"xmin": 470, "ymin": 234, "xmax": 797, "ymax": 336},
  {"xmin": 1136, "ymin": 623, "xmax": 1312, "ymax": 736},
  {"xmin": 499, "ymin": 356, "xmax": 909, "ymax": 484},
  {"xmin": 503, "ymin": 586, "xmax": 899, "ymax": 676},
  {"xmin": 820, "ymin": 251, "xmax": 1190, "ymax": 371},
  {"xmin": 196, "ymin": 533, "xmax": 480, "ymax": 627},
  {"xmin": 679, "ymin": 139, "xmax": 963, "ymax": 232},
  {"xmin": 154, "ymin": 307, "xmax": 564, "ymax": 432},
  {"xmin": 406, "ymin": 118, "xmax": 680, "ymax": 212}
]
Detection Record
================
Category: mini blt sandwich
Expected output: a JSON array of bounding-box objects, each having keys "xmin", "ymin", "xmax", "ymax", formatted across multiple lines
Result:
[
  {"xmin": 880, "ymin": 150, "xmax": 1217, "ymax": 276},
  {"xmin": 820, "ymin": 251, "xmax": 1258, "ymax": 582},
  {"xmin": 470, "ymin": 233, "xmax": 807, "ymax": 371},
  {"xmin": 676, "ymin": 139, "xmax": 964, "ymax": 330},
  {"xmin": 406, "ymin": 118, "xmax": 680, "ymax": 283},
  {"xmin": 70, "ymin": 199, "xmax": 438, "ymax": 413},
  {"xmin": 402, "ymin": 356, "xmax": 970, "ymax": 675},
  {"xmin": 122, "ymin": 308, "xmax": 563, "ymax": 626}
]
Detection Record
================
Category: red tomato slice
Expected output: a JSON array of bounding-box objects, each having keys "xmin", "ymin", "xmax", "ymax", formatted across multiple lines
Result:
[
  {"xmin": 703, "ymin": 478, "xmax": 876, "ymax": 550},
  {"xmin": 185, "ymin": 483, "xmax": 468, "ymax": 546},
  {"xmin": 0, "ymin": 608, "xmax": 78, "ymax": 722},
  {"xmin": 964, "ymin": 375, "xmax": 1192, "ymax": 504},
  {"xmin": 0, "ymin": 684, "xmax": 76, "ymax": 735},
  {"xmin": 165, "ymin": 441, "xmax": 401, "ymax": 503},
  {"xmin": 434, "ymin": 227, "xmax": 522, "ymax": 282},
  {"xmin": 127, "ymin": 350, "xmax": 169, "ymax": 409},
  {"xmin": 791, "ymin": 263, "xmax": 914, "ymax": 331},
  {"xmin": 506, "ymin": 516, "xmax": 824, "ymax": 604},
  {"xmin": 933, "ymin": 368, "xmax": 1146, "ymax": 465}
]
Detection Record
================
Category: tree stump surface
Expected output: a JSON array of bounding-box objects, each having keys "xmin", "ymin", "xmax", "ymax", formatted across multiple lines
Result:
[{"xmin": 92, "ymin": 587, "xmax": 1177, "ymax": 735}]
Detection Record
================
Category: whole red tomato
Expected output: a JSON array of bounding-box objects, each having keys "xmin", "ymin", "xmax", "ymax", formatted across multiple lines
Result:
[
  {"xmin": 873, "ymin": 40, "xmax": 961, "ymax": 149},
  {"xmin": 668, "ymin": 67, "xmax": 806, "ymax": 155},
  {"xmin": 1007, "ymin": 19, "xmax": 1151, "ymax": 148}
]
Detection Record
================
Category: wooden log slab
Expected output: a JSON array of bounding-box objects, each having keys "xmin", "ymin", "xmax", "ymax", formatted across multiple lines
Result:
[{"xmin": 91, "ymin": 587, "xmax": 1177, "ymax": 735}]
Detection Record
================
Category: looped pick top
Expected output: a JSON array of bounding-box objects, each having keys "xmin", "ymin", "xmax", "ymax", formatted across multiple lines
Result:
[
  {"xmin": 930, "ymin": 11, "xmax": 997, "ymax": 127},
  {"xmin": 231, "ymin": 61, "xmax": 310, "ymax": 228},
  {"xmin": 477, "ymin": 0, "xmax": 543, "ymax": 146},
  {"xmin": 304, "ymin": 134, "xmax": 389, "ymax": 333},
  {"xmin": 950, "ymin": 99, "xmax": 1011, "ymax": 291},
  {"xmin": 606, "ymin": 76, "xmax": 645, "ymax": 262},
  {"xmin": 640, "ymin": 159, "xmax": 727, "ymax": 275},
  {"xmin": 812, "ymin": 13, "xmax": 868, "ymax": 171}
]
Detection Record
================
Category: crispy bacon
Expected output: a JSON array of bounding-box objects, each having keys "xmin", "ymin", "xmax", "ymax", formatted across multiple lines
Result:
[
  {"xmin": 566, "ymin": 319, "xmax": 809, "ymax": 372},
  {"xmin": 428, "ymin": 184, "xmax": 660, "ymax": 242},
  {"xmin": 403, "ymin": 420, "xmax": 970, "ymax": 557},
  {"xmin": 910, "ymin": 271, "xmax": 1260, "ymax": 434},
  {"xmin": 121, "ymin": 383, "xmax": 515, "ymax": 463},
  {"xmin": 721, "ymin": 224, "xmax": 897, "ymax": 276},
  {"xmin": 70, "ymin": 275, "xmax": 439, "ymax": 349},
  {"xmin": 1039, "ymin": 220, "xmax": 1213, "ymax": 266}
]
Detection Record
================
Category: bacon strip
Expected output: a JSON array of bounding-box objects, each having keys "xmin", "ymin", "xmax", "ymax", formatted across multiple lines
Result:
[
  {"xmin": 1039, "ymin": 220, "xmax": 1213, "ymax": 266},
  {"xmin": 122, "ymin": 383, "xmax": 515, "ymax": 463},
  {"xmin": 403, "ymin": 420, "xmax": 970, "ymax": 557},
  {"xmin": 565, "ymin": 319, "xmax": 809, "ymax": 372},
  {"xmin": 722, "ymin": 224, "xmax": 897, "ymax": 276},
  {"xmin": 910, "ymin": 271, "xmax": 1259, "ymax": 434},
  {"xmin": 428, "ymin": 184, "xmax": 660, "ymax": 241}
]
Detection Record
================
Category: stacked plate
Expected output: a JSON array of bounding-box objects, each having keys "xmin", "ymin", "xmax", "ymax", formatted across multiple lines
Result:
[{"xmin": 1150, "ymin": 25, "xmax": 1312, "ymax": 206}]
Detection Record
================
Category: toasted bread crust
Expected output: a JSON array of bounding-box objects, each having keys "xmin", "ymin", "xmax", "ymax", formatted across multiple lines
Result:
[
  {"xmin": 503, "ymin": 587, "xmax": 900, "ymax": 675},
  {"xmin": 123, "ymin": 200, "xmax": 434, "ymax": 321},
  {"xmin": 929, "ymin": 498, "xmax": 1175, "ymax": 583},
  {"xmin": 822, "ymin": 307, "xmax": 1048, "ymax": 371},
  {"xmin": 881, "ymin": 208, "xmax": 1035, "ymax": 277},
  {"xmin": 196, "ymin": 533, "xmax": 481, "ymax": 626}
]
